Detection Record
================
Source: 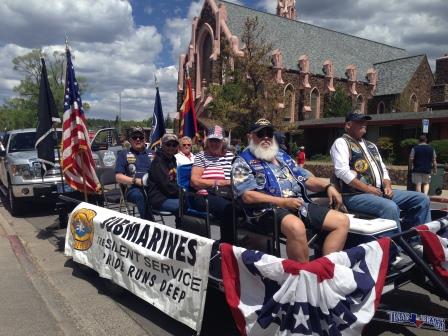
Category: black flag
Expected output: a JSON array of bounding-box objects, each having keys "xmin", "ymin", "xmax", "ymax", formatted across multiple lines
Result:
[{"xmin": 35, "ymin": 58, "xmax": 60, "ymax": 175}]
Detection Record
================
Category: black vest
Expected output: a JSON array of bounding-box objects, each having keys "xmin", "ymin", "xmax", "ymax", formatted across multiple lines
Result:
[
  {"xmin": 340, "ymin": 134, "xmax": 384, "ymax": 193},
  {"xmin": 412, "ymin": 144, "xmax": 434, "ymax": 174}
]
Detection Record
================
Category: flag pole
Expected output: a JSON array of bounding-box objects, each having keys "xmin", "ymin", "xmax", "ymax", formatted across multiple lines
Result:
[{"xmin": 81, "ymin": 150, "xmax": 88, "ymax": 202}]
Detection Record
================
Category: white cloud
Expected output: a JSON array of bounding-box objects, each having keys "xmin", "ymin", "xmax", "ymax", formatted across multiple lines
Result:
[
  {"xmin": 144, "ymin": 5, "xmax": 153, "ymax": 15},
  {"xmin": 256, "ymin": 0, "xmax": 277, "ymax": 14}
]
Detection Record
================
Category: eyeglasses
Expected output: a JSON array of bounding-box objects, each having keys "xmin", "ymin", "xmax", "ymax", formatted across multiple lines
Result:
[
  {"xmin": 255, "ymin": 128, "xmax": 274, "ymax": 139},
  {"xmin": 131, "ymin": 136, "xmax": 144, "ymax": 141},
  {"xmin": 165, "ymin": 142, "xmax": 179, "ymax": 148},
  {"xmin": 182, "ymin": 144, "xmax": 192, "ymax": 147}
]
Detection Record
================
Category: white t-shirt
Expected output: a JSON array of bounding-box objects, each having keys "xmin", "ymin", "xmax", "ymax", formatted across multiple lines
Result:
[
  {"xmin": 330, "ymin": 137, "xmax": 390, "ymax": 188},
  {"xmin": 175, "ymin": 151, "xmax": 195, "ymax": 166}
]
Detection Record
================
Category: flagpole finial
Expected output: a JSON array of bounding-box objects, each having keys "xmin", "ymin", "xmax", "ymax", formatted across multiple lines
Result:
[
  {"xmin": 65, "ymin": 33, "xmax": 70, "ymax": 51},
  {"xmin": 154, "ymin": 74, "xmax": 159, "ymax": 88}
]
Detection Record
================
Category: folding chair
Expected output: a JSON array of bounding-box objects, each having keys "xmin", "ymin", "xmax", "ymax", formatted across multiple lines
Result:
[
  {"xmin": 98, "ymin": 168, "xmax": 124, "ymax": 212},
  {"xmin": 118, "ymin": 183, "xmax": 137, "ymax": 217},
  {"xmin": 177, "ymin": 164, "xmax": 212, "ymax": 237}
]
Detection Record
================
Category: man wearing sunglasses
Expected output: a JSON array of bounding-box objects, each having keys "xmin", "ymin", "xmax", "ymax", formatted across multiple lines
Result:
[
  {"xmin": 115, "ymin": 126, "xmax": 152, "ymax": 219},
  {"xmin": 175, "ymin": 136, "xmax": 195, "ymax": 166},
  {"xmin": 232, "ymin": 118, "xmax": 349, "ymax": 263},
  {"xmin": 147, "ymin": 134, "xmax": 180, "ymax": 220}
]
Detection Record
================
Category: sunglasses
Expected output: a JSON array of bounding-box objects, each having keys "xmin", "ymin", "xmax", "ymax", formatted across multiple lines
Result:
[
  {"xmin": 131, "ymin": 135, "xmax": 144, "ymax": 141},
  {"xmin": 182, "ymin": 143, "xmax": 192, "ymax": 147},
  {"xmin": 165, "ymin": 142, "xmax": 179, "ymax": 148},
  {"xmin": 255, "ymin": 128, "xmax": 274, "ymax": 139}
]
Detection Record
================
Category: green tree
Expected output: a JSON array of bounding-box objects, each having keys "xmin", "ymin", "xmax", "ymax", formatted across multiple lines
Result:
[
  {"xmin": 164, "ymin": 114, "xmax": 174, "ymax": 129},
  {"xmin": 207, "ymin": 16, "xmax": 282, "ymax": 138},
  {"xmin": 1, "ymin": 48, "xmax": 89, "ymax": 130},
  {"xmin": 323, "ymin": 85, "xmax": 352, "ymax": 118}
]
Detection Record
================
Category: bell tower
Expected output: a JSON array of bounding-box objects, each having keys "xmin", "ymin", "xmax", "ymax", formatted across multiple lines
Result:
[{"xmin": 277, "ymin": 0, "xmax": 297, "ymax": 20}]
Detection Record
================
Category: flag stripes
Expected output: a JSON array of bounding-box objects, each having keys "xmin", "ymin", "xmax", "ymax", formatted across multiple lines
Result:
[{"xmin": 61, "ymin": 48, "xmax": 100, "ymax": 193}]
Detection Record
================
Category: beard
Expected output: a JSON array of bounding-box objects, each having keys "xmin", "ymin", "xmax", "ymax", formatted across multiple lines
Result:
[{"xmin": 249, "ymin": 138, "xmax": 279, "ymax": 162}]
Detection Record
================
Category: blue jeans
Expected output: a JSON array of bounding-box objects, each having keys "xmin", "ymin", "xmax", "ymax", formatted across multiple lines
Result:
[
  {"xmin": 344, "ymin": 189, "xmax": 431, "ymax": 232},
  {"xmin": 157, "ymin": 198, "xmax": 180, "ymax": 214},
  {"xmin": 126, "ymin": 187, "xmax": 148, "ymax": 219}
]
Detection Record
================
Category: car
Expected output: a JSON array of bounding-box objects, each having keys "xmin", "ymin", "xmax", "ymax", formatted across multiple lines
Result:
[
  {"xmin": 0, "ymin": 128, "xmax": 67, "ymax": 215},
  {"xmin": 0, "ymin": 127, "xmax": 124, "ymax": 216}
]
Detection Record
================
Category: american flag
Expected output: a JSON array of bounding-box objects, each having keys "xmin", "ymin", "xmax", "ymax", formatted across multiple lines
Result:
[
  {"xmin": 416, "ymin": 216, "xmax": 448, "ymax": 283},
  {"xmin": 221, "ymin": 238, "xmax": 390, "ymax": 335},
  {"xmin": 61, "ymin": 48, "xmax": 100, "ymax": 193}
]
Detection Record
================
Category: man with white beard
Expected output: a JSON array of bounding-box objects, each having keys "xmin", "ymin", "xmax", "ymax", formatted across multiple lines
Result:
[{"xmin": 232, "ymin": 119, "xmax": 349, "ymax": 262}]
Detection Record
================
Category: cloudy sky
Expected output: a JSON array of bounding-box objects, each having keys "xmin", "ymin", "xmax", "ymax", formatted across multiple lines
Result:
[{"xmin": 1, "ymin": 0, "xmax": 447, "ymax": 121}]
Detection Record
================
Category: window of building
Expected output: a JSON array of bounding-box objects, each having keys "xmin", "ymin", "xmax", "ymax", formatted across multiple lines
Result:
[
  {"xmin": 284, "ymin": 84, "xmax": 295, "ymax": 123},
  {"xmin": 310, "ymin": 88, "xmax": 320, "ymax": 119},
  {"xmin": 356, "ymin": 94, "xmax": 364, "ymax": 113},
  {"xmin": 377, "ymin": 101, "xmax": 385, "ymax": 114},
  {"xmin": 410, "ymin": 93, "xmax": 418, "ymax": 112}
]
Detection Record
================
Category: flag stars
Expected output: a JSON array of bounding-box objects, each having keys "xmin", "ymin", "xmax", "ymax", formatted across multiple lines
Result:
[{"xmin": 293, "ymin": 306, "xmax": 310, "ymax": 330}]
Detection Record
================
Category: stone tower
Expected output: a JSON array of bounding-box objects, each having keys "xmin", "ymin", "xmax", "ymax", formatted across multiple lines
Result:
[{"xmin": 277, "ymin": 0, "xmax": 297, "ymax": 20}]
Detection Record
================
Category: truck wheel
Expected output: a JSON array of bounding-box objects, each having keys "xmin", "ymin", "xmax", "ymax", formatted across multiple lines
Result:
[{"xmin": 8, "ymin": 183, "xmax": 21, "ymax": 216}]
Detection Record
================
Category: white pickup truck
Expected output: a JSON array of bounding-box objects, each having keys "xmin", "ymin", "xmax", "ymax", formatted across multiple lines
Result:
[{"xmin": 0, "ymin": 128, "xmax": 122, "ymax": 215}]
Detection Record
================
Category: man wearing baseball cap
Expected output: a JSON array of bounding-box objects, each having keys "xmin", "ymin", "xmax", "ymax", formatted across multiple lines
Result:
[
  {"xmin": 146, "ymin": 133, "xmax": 180, "ymax": 218},
  {"xmin": 330, "ymin": 110, "xmax": 431, "ymax": 231},
  {"xmin": 115, "ymin": 126, "xmax": 153, "ymax": 219},
  {"xmin": 232, "ymin": 118, "xmax": 349, "ymax": 263}
]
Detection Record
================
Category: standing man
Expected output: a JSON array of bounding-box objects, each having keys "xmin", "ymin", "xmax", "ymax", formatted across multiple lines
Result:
[
  {"xmin": 115, "ymin": 127, "xmax": 152, "ymax": 219},
  {"xmin": 330, "ymin": 111, "xmax": 431, "ymax": 231},
  {"xmin": 175, "ymin": 136, "xmax": 195, "ymax": 166},
  {"xmin": 409, "ymin": 134, "xmax": 437, "ymax": 195},
  {"xmin": 233, "ymin": 119, "xmax": 349, "ymax": 263}
]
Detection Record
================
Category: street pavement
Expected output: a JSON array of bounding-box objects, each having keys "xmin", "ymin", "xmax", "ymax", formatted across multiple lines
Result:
[{"xmin": 0, "ymin": 189, "xmax": 447, "ymax": 336}]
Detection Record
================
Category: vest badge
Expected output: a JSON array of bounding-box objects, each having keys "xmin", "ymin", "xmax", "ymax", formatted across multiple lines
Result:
[
  {"xmin": 354, "ymin": 159, "xmax": 369, "ymax": 173},
  {"xmin": 69, "ymin": 208, "xmax": 96, "ymax": 251},
  {"xmin": 126, "ymin": 153, "xmax": 136, "ymax": 164}
]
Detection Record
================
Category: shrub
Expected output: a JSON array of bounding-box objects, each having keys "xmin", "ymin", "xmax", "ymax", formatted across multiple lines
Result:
[
  {"xmin": 400, "ymin": 138, "xmax": 418, "ymax": 148},
  {"xmin": 430, "ymin": 139, "xmax": 448, "ymax": 164},
  {"xmin": 376, "ymin": 137, "xmax": 395, "ymax": 164}
]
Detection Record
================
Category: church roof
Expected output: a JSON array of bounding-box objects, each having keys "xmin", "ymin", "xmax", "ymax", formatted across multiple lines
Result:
[
  {"xmin": 374, "ymin": 55, "xmax": 425, "ymax": 96},
  {"xmin": 218, "ymin": 0, "xmax": 407, "ymax": 82}
]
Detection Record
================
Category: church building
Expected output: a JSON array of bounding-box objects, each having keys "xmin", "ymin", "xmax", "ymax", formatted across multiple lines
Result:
[{"xmin": 177, "ymin": 0, "xmax": 448, "ymax": 156}]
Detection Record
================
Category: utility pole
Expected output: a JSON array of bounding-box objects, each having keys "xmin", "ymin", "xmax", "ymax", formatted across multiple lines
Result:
[{"xmin": 118, "ymin": 91, "xmax": 122, "ymax": 135}]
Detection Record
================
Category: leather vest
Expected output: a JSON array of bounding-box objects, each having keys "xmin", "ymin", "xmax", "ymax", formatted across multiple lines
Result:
[
  {"xmin": 240, "ymin": 149, "xmax": 311, "ymax": 203},
  {"xmin": 341, "ymin": 134, "xmax": 384, "ymax": 193}
]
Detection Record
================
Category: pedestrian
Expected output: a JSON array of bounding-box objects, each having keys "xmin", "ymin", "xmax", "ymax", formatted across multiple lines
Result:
[
  {"xmin": 409, "ymin": 134, "xmax": 437, "ymax": 195},
  {"xmin": 296, "ymin": 146, "xmax": 306, "ymax": 167}
]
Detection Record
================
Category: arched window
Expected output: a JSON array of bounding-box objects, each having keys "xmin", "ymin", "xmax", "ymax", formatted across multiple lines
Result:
[
  {"xmin": 410, "ymin": 93, "xmax": 418, "ymax": 112},
  {"xmin": 377, "ymin": 101, "xmax": 385, "ymax": 114},
  {"xmin": 356, "ymin": 94, "xmax": 365, "ymax": 113},
  {"xmin": 283, "ymin": 84, "xmax": 295, "ymax": 123},
  {"xmin": 195, "ymin": 24, "xmax": 214, "ymax": 97},
  {"xmin": 310, "ymin": 87, "xmax": 320, "ymax": 119}
]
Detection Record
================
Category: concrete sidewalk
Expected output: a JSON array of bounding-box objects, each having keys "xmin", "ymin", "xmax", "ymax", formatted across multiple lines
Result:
[{"xmin": 0, "ymin": 221, "xmax": 65, "ymax": 335}]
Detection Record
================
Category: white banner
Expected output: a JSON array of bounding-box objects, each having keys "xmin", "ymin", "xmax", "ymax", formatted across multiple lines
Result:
[{"xmin": 64, "ymin": 203, "xmax": 214, "ymax": 332}]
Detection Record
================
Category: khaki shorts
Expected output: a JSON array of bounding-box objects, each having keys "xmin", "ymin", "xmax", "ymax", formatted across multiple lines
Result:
[{"xmin": 412, "ymin": 172, "xmax": 431, "ymax": 184}]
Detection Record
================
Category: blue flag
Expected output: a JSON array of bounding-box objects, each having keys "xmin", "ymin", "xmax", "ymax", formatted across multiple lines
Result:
[{"xmin": 150, "ymin": 87, "xmax": 166, "ymax": 149}]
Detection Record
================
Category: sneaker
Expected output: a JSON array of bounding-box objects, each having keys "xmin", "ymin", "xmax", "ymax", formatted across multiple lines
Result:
[
  {"xmin": 412, "ymin": 244, "xmax": 424, "ymax": 257},
  {"xmin": 390, "ymin": 254, "xmax": 413, "ymax": 271}
]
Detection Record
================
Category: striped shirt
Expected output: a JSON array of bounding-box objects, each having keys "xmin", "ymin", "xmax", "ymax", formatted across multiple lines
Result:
[{"xmin": 193, "ymin": 151, "xmax": 234, "ymax": 180}]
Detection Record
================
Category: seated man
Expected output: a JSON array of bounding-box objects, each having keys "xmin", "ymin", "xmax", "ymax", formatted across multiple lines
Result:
[
  {"xmin": 330, "ymin": 111, "xmax": 431, "ymax": 231},
  {"xmin": 147, "ymin": 134, "xmax": 180, "ymax": 217},
  {"xmin": 115, "ymin": 127, "xmax": 152, "ymax": 219},
  {"xmin": 232, "ymin": 119, "xmax": 349, "ymax": 263}
]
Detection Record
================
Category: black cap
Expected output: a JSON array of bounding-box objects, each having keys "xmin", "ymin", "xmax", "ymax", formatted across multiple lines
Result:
[
  {"xmin": 345, "ymin": 111, "xmax": 372, "ymax": 122},
  {"xmin": 250, "ymin": 118, "xmax": 274, "ymax": 132},
  {"xmin": 129, "ymin": 126, "xmax": 144, "ymax": 137}
]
